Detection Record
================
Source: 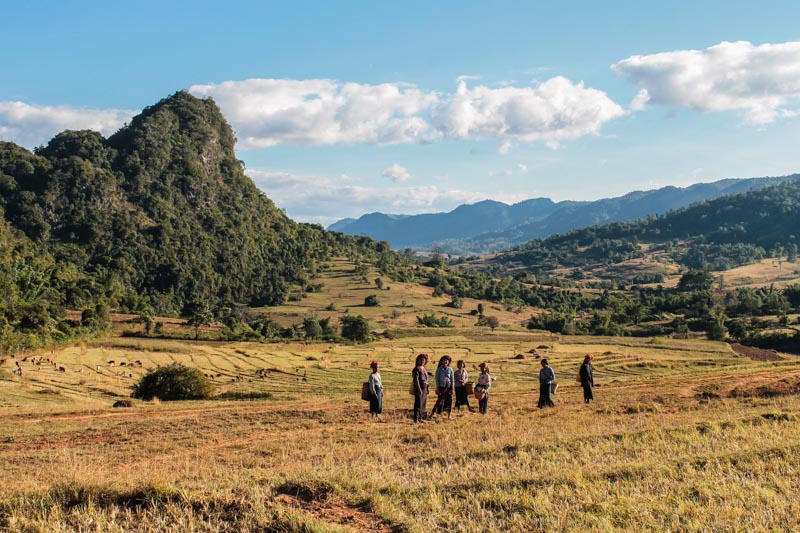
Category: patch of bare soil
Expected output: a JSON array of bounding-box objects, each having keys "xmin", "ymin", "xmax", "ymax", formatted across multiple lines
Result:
[
  {"xmin": 273, "ymin": 482, "xmax": 401, "ymax": 532},
  {"xmin": 729, "ymin": 343, "xmax": 784, "ymax": 361}
]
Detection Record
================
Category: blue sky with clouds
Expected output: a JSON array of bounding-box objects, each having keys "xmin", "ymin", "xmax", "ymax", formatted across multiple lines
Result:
[{"xmin": 2, "ymin": 1, "xmax": 800, "ymax": 225}]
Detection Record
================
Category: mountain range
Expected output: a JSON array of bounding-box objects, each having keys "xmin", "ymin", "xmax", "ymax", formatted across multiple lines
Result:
[{"xmin": 328, "ymin": 175, "xmax": 800, "ymax": 253}]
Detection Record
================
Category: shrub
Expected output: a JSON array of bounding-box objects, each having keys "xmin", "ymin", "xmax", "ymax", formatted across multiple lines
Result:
[
  {"xmin": 364, "ymin": 294, "xmax": 380, "ymax": 307},
  {"xmin": 416, "ymin": 312, "xmax": 454, "ymax": 328},
  {"xmin": 340, "ymin": 315, "xmax": 371, "ymax": 342},
  {"xmin": 132, "ymin": 363, "xmax": 214, "ymax": 401}
]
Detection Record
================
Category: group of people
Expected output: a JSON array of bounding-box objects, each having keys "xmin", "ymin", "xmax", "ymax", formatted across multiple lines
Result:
[
  {"xmin": 365, "ymin": 352, "xmax": 596, "ymax": 421},
  {"xmin": 412, "ymin": 354, "xmax": 494, "ymax": 422}
]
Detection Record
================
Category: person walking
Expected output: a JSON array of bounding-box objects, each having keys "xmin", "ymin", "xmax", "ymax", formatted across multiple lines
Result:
[
  {"xmin": 475, "ymin": 362, "xmax": 492, "ymax": 414},
  {"xmin": 368, "ymin": 360, "xmax": 383, "ymax": 419},
  {"xmin": 412, "ymin": 353, "xmax": 430, "ymax": 423},
  {"xmin": 538, "ymin": 359, "xmax": 555, "ymax": 408},
  {"xmin": 579, "ymin": 354, "xmax": 594, "ymax": 404},
  {"xmin": 431, "ymin": 355, "xmax": 454, "ymax": 418},
  {"xmin": 453, "ymin": 360, "xmax": 473, "ymax": 411}
]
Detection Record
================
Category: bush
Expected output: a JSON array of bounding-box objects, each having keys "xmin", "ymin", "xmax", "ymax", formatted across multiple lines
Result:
[
  {"xmin": 364, "ymin": 294, "xmax": 380, "ymax": 307},
  {"xmin": 132, "ymin": 363, "xmax": 214, "ymax": 401},
  {"xmin": 340, "ymin": 315, "xmax": 371, "ymax": 342},
  {"xmin": 416, "ymin": 312, "xmax": 454, "ymax": 328}
]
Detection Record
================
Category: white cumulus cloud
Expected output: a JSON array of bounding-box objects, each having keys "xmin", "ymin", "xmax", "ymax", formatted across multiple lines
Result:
[
  {"xmin": 0, "ymin": 102, "xmax": 135, "ymax": 148},
  {"xmin": 612, "ymin": 40, "xmax": 800, "ymax": 124},
  {"xmin": 381, "ymin": 163, "xmax": 413, "ymax": 182},
  {"xmin": 430, "ymin": 77, "xmax": 625, "ymax": 147},
  {"xmin": 190, "ymin": 78, "xmax": 437, "ymax": 149},
  {"xmin": 191, "ymin": 76, "xmax": 623, "ymax": 149}
]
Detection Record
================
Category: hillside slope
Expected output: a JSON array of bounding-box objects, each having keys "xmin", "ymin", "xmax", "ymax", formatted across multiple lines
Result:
[
  {"xmin": 0, "ymin": 92, "xmax": 396, "ymax": 318},
  {"xmin": 498, "ymin": 181, "xmax": 800, "ymax": 273},
  {"xmin": 329, "ymin": 175, "xmax": 799, "ymax": 252}
]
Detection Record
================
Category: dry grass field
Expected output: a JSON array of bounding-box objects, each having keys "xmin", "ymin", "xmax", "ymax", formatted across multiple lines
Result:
[
  {"xmin": 717, "ymin": 257, "xmax": 800, "ymax": 289},
  {"xmin": 2, "ymin": 329, "xmax": 800, "ymax": 531},
  {"xmin": 257, "ymin": 258, "xmax": 530, "ymax": 330}
]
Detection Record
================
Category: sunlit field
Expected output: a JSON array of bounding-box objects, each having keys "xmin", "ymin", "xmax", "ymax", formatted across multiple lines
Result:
[{"xmin": 2, "ymin": 331, "xmax": 799, "ymax": 532}]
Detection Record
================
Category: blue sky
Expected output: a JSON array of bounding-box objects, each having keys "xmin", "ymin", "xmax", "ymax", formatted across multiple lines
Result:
[{"xmin": 2, "ymin": 1, "xmax": 800, "ymax": 225}]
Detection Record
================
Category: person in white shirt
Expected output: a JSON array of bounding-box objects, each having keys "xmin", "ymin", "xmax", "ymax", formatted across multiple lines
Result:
[{"xmin": 475, "ymin": 362, "xmax": 492, "ymax": 414}]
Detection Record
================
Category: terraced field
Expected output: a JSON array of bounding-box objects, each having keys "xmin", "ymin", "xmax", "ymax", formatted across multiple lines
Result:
[{"xmin": 1, "ymin": 332, "xmax": 799, "ymax": 531}]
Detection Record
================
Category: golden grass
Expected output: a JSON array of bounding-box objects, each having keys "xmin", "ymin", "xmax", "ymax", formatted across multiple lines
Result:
[
  {"xmin": 1, "ymin": 330, "xmax": 800, "ymax": 531},
  {"xmin": 717, "ymin": 256, "xmax": 800, "ymax": 289}
]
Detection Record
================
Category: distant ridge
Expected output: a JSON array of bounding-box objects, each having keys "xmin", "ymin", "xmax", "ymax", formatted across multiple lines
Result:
[{"xmin": 328, "ymin": 175, "xmax": 800, "ymax": 253}]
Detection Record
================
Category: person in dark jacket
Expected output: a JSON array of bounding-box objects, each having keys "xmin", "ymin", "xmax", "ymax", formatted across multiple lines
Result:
[
  {"xmin": 537, "ymin": 359, "xmax": 555, "ymax": 408},
  {"xmin": 579, "ymin": 354, "xmax": 594, "ymax": 404},
  {"xmin": 430, "ymin": 355, "xmax": 454, "ymax": 418},
  {"xmin": 412, "ymin": 353, "xmax": 430, "ymax": 423}
]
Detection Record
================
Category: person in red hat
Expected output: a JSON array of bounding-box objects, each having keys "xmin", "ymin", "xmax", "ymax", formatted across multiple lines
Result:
[
  {"xmin": 412, "ymin": 353, "xmax": 430, "ymax": 423},
  {"xmin": 368, "ymin": 360, "xmax": 383, "ymax": 419}
]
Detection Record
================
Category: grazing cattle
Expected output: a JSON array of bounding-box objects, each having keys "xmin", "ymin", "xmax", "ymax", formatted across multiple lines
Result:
[
  {"xmin": 120, "ymin": 362, "xmax": 127, "ymax": 367},
  {"xmin": 58, "ymin": 366, "xmax": 66, "ymax": 372},
  {"xmin": 135, "ymin": 360, "xmax": 143, "ymax": 367},
  {"xmin": 107, "ymin": 361, "xmax": 115, "ymax": 366}
]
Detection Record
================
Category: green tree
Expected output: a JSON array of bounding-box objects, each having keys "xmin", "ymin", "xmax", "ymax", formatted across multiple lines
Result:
[
  {"xmin": 140, "ymin": 311, "xmax": 155, "ymax": 335},
  {"xmin": 340, "ymin": 315, "xmax": 370, "ymax": 342},
  {"xmin": 303, "ymin": 317, "xmax": 323, "ymax": 340},
  {"xmin": 478, "ymin": 315, "xmax": 500, "ymax": 331},
  {"xmin": 186, "ymin": 300, "xmax": 214, "ymax": 340},
  {"xmin": 707, "ymin": 312, "xmax": 728, "ymax": 341},
  {"xmin": 677, "ymin": 270, "xmax": 715, "ymax": 292},
  {"xmin": 132, "ymin": 363, "xmax": 214, "ymax": 401},
  {"xmin": 364, "ymin": 294, "xmax": 380, "ymax": 307}
]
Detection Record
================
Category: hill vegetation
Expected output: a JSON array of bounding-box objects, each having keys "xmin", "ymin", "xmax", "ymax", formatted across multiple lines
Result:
[
  {"xmin": 329, "ymin": 175, "xmax": 799, "ymax": 253},
  {"xmin": 0, "ymin": 92, "xmax": 412, "ymax": 352},
  {"xmin": 499, "ymin": 181, "xmax": 800, "ymax": 273}
]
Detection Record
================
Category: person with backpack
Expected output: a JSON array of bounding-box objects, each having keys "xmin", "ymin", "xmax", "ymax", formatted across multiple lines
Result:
[
  {"xmin": 475, "ymin": 362, "xmax": 493, "ymax": 414},
  {"xmin": 368, "ymin": 360, "xmax": 383, "ymax": 419},
  {"xmin": 538, "ymin": 359, "xmax": 555, "ymax": 408}
]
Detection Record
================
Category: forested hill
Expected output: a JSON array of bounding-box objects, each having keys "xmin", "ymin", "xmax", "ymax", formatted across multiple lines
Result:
[
  {"xmin": 0, "ymin": 91, "xmax": 397, "ymax": 324},
  {"xmin": 329, "ymin": 175, "xmax": 798, "ymax": 252},
  {"xmin": 498, "ymin": 181, "xmax": 800, "ymax": 272}
]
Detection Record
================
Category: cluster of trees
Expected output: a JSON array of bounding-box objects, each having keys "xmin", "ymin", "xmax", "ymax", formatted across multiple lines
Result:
[
  {"xmin": 522, "ymin": 271, "xmax": 800, "ymax": 350},
  {"xmin": 0, "ymin": 92, "xmax": 413, "ymax": 353},
  {"xmin": 499, "ymin": 182, "xmax": 800, "ymax": 274}
]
